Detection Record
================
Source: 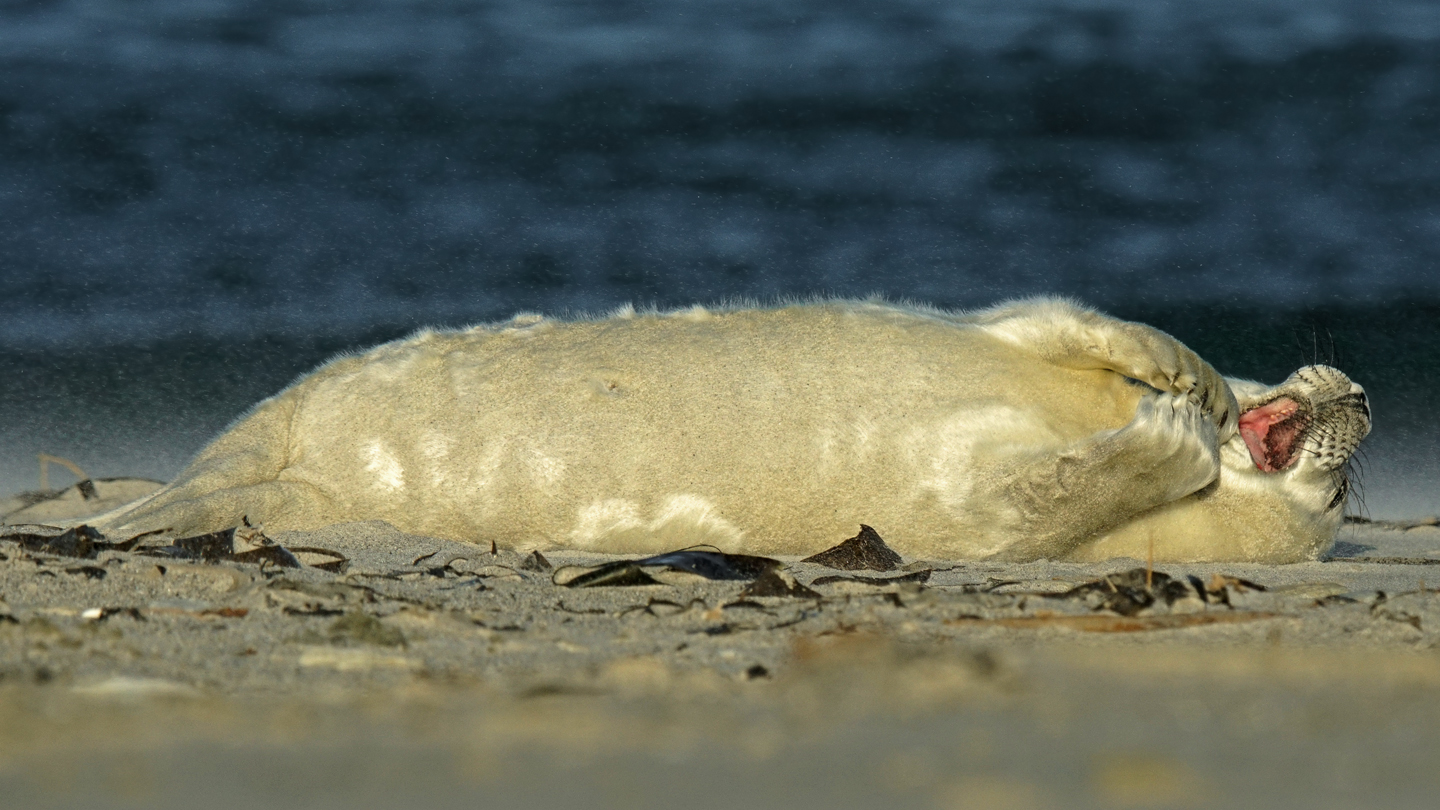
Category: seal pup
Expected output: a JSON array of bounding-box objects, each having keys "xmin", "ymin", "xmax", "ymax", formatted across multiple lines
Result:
[{"xmin": 92, "ymin": 298, "xmax": 1370, "ymax": 563}]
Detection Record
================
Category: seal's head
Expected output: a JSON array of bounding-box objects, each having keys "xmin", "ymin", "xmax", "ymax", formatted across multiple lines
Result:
[{"xmin": 1225, "ymin": 365, "xmax": 1371, "ymax": 515}]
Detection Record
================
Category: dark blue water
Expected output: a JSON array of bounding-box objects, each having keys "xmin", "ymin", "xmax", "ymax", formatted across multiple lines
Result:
[
  {"xmin": 4, "ymin": 0, "xmax": 1440, "ymax": 347},
  {"xmin": 2, "ymin": 0, "xmax": 1438, "ymax": 516}
]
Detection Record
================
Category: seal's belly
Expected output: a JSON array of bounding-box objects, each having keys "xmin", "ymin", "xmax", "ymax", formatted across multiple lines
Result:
[{"xmin": 283, "ymin": 306, "xmax": 1141, "ymax": 555}]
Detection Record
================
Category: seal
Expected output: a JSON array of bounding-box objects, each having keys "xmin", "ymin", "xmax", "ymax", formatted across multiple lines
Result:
[{"xmin": 92, "ymin": 298, "xmax": 1370, "ymax": 563}]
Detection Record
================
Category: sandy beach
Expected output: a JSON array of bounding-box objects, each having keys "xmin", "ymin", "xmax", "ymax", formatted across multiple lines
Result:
[
  {"xmin": 7, "ymin": 2, "xmax": 1440, "ymax": 806},
  {"xmin": 3, "ymin": 490, "xmax": 1440, "ymax": 809}
]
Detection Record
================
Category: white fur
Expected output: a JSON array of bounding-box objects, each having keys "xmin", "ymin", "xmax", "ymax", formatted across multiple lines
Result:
[{"xmin": 92, "ymin": 298, "xmax": 1365, "ymax": 563}]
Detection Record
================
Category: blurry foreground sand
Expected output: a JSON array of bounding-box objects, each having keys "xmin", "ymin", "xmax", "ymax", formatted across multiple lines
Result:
[{"xmin": 3, "ymin": 483, "xmax": 1440, "ymax": 809}]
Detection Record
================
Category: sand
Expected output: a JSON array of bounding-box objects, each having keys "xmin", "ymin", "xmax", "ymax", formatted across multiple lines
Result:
[{"xmin": 3, "ymin": 489, "xmax": 1440, "ymax": 809}]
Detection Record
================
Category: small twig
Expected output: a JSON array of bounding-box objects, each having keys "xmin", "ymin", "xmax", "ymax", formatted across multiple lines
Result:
[
  {"xmin": 38, "ymin": 454, "xmax": 87, "ymax": 491},
  {"xmin": 1146, "ymin": 537, "xmax": 1154, "ymax": 590}
]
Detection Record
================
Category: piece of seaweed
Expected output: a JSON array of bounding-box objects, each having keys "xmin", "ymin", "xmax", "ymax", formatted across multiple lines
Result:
[
  {"xmin": 740, "ymin": 568, "xmax": 822, "ymax": 599},
  {"xmin": 554, "ymin": 564, "xmax": 663, "ymax": 588},
  {"xmin": 810, "ymin": 570, "xmax": 931, "ymax": 587},
  {"xmin": 639, "ymin": 550, "xmax": 779, "ymax": 580},
  {"xmin": 801, "ymin": 525, "xmax": 902, "ymax": 571},
  {"xmin": 616, "ymin": 597, "xmax": 705, "ymax": 617},
  {"xmin": 287, "ymin": 546, "xmax": 350, "ymax": 573},
  {"xmin": 554, "ymin": 549, "xmax": 783, "ymax": 588},
  {"xmin": 1054, "ymin": 568, "xmax": 1194, "ymax": 617},
  {"xmin": 169, "ymin": 529, "xmax": 235, "ymax": 562},
  {"xmin": 947, "ymin": 612, "xmax": 1281, "ymax": 632},
  {"xmin": 0, "ymin": 524, "xmax": 154, "ymax": 559},
  {"xmin": 0, "ymin": 524, "xmax": 330, "ymax": 573},
  {"xmin": 520, "ymin": 550, "xmax": 553, "ymax": 571},
  {"xmin": 139, "ymin": 526, "xmax": 348, "ymax": 572}
]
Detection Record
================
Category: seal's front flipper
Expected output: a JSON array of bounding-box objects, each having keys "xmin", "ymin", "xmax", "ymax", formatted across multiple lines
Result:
[{"xmin": 985, "ymin": 391, "xmax": 1221, "ymax": 561}]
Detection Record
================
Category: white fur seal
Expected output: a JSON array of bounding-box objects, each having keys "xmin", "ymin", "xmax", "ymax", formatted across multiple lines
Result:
[{"xmin": 92, "ymin": 298, "xmax": 1370, "ymax": 563}]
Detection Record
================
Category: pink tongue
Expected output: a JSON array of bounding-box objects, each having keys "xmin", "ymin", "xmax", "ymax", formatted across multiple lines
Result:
[{"xmin": 1238, "ymin": 398, "xmax": 1299, "ymax": 472}]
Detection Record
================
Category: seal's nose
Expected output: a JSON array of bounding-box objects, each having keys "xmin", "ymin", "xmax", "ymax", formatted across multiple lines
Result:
[{"xmin": 1350, "ymin": 383, "xmax": 1370, "ymax": 420}]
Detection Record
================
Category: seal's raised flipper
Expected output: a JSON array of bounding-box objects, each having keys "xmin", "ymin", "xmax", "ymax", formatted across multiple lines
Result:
[{"xmin": 973, "ymin": 298, "xmax": 1239, "ymax": 443}]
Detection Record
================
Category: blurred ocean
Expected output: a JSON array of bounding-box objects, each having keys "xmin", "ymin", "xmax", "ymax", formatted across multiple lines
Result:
[{"xmin": 2, "ymin": 0, "xmax": 1438, "ymax": 515}]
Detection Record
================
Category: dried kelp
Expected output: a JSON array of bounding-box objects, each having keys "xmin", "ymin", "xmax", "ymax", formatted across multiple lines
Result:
[
  {"xmin": 1196, "ymin": 573, "xmax": 1267, "ymax": 607},
  {"xmin": 722, "ymin": 599, "xmax": 774, "ymax": 613},
  {"xmin": 811, "ymin": 570, "xmax": 932, "ymax": 587},
  {"xmin": 554, "ymin": 549, "xmax": 781, "ymax": 588},
  {"xmin": 1054, "ymin": 568, "xmax": 1195, "ymax": 617},
  {"xmin": 1207, "ymin": 573, "xmax": 1266, "ymax": 594},
  {"xmin": 740, "ymin": 568, "xmax": 821, "ymax": 599},
  {"xmin": 6, "ymin": 525, "xmax": 106, "ymax": 559},
  {"xmin": 644, "ymin": 550, "xmax": 778, "ymax": 579},
  {"xmin": 143, "ymin": 528, "xmax": 301, "ymax": 568},
  {"xmin": 554, "ymin": 564, "xmax": 663, "ymax": 588},
  {"xmin": 391, "ymin": 554, "xmax": 496, "ymax": 580},
  {"xmin": 0, "ymin": 524, "xmax": 153, "ymax": 559},
  {"xmin": 286, "ymin": 547, "xmax": 350, "ymax": 573},
  {"xmin": 167, "ymin": 530, "xmax": 239, "ymax": 562},
  {"xmin": 617, "ymin": 597, "xmax": 706, "ymax": 617},
  {"xmin": 283, "ymin": 606, "xmax": 345, "ymax": 617},
  {"xmin": 0, "ymin": 522, "xmax": 339, "ymax": 573},
  {"xmin": 947, "ymin": 612, "xmax": 1281, "ymax": 633},
  {"xmin": 140, "ymin": 526, "xmax": 348, "ymax": 572},
  {"xmin": 519, "ymin": 550, "xmax": 553, "ymax": 572},
  {"xmin": 801, "ymin": 525, "xmax": 902, "ymax": 571}
]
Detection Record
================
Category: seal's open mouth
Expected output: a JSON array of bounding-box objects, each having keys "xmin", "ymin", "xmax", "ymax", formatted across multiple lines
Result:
[{"xmin": 1239, "ymin": 397, "xmax": 1306, "ymax": 472}]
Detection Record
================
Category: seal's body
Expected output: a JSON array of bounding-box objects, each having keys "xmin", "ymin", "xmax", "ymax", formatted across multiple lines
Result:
[{"xmin": 96, "ymin": 299, "xmax": 1369, "ymax": 562}]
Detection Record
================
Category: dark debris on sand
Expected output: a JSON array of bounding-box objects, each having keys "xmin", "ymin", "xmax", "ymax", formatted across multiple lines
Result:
[
  {"xmin": 2, "ymin": 517, "xmax": 1439, "ymax": 693},
  {"xmin": 553, "ymin": 549, "xmax": 782, "ymax": 588},
  {"xmin": 801, "ymin": 525, "xmax": 902, "ymax": 571},
  {"xmin": 0, "ymin": 522, "xmax": 349, "ymax": 572}
]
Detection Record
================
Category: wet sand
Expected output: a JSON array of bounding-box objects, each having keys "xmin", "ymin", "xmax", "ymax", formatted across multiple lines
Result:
[{"xmin": 2, "ymin": 511, "xmax": 1440, "ymax": 809}]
